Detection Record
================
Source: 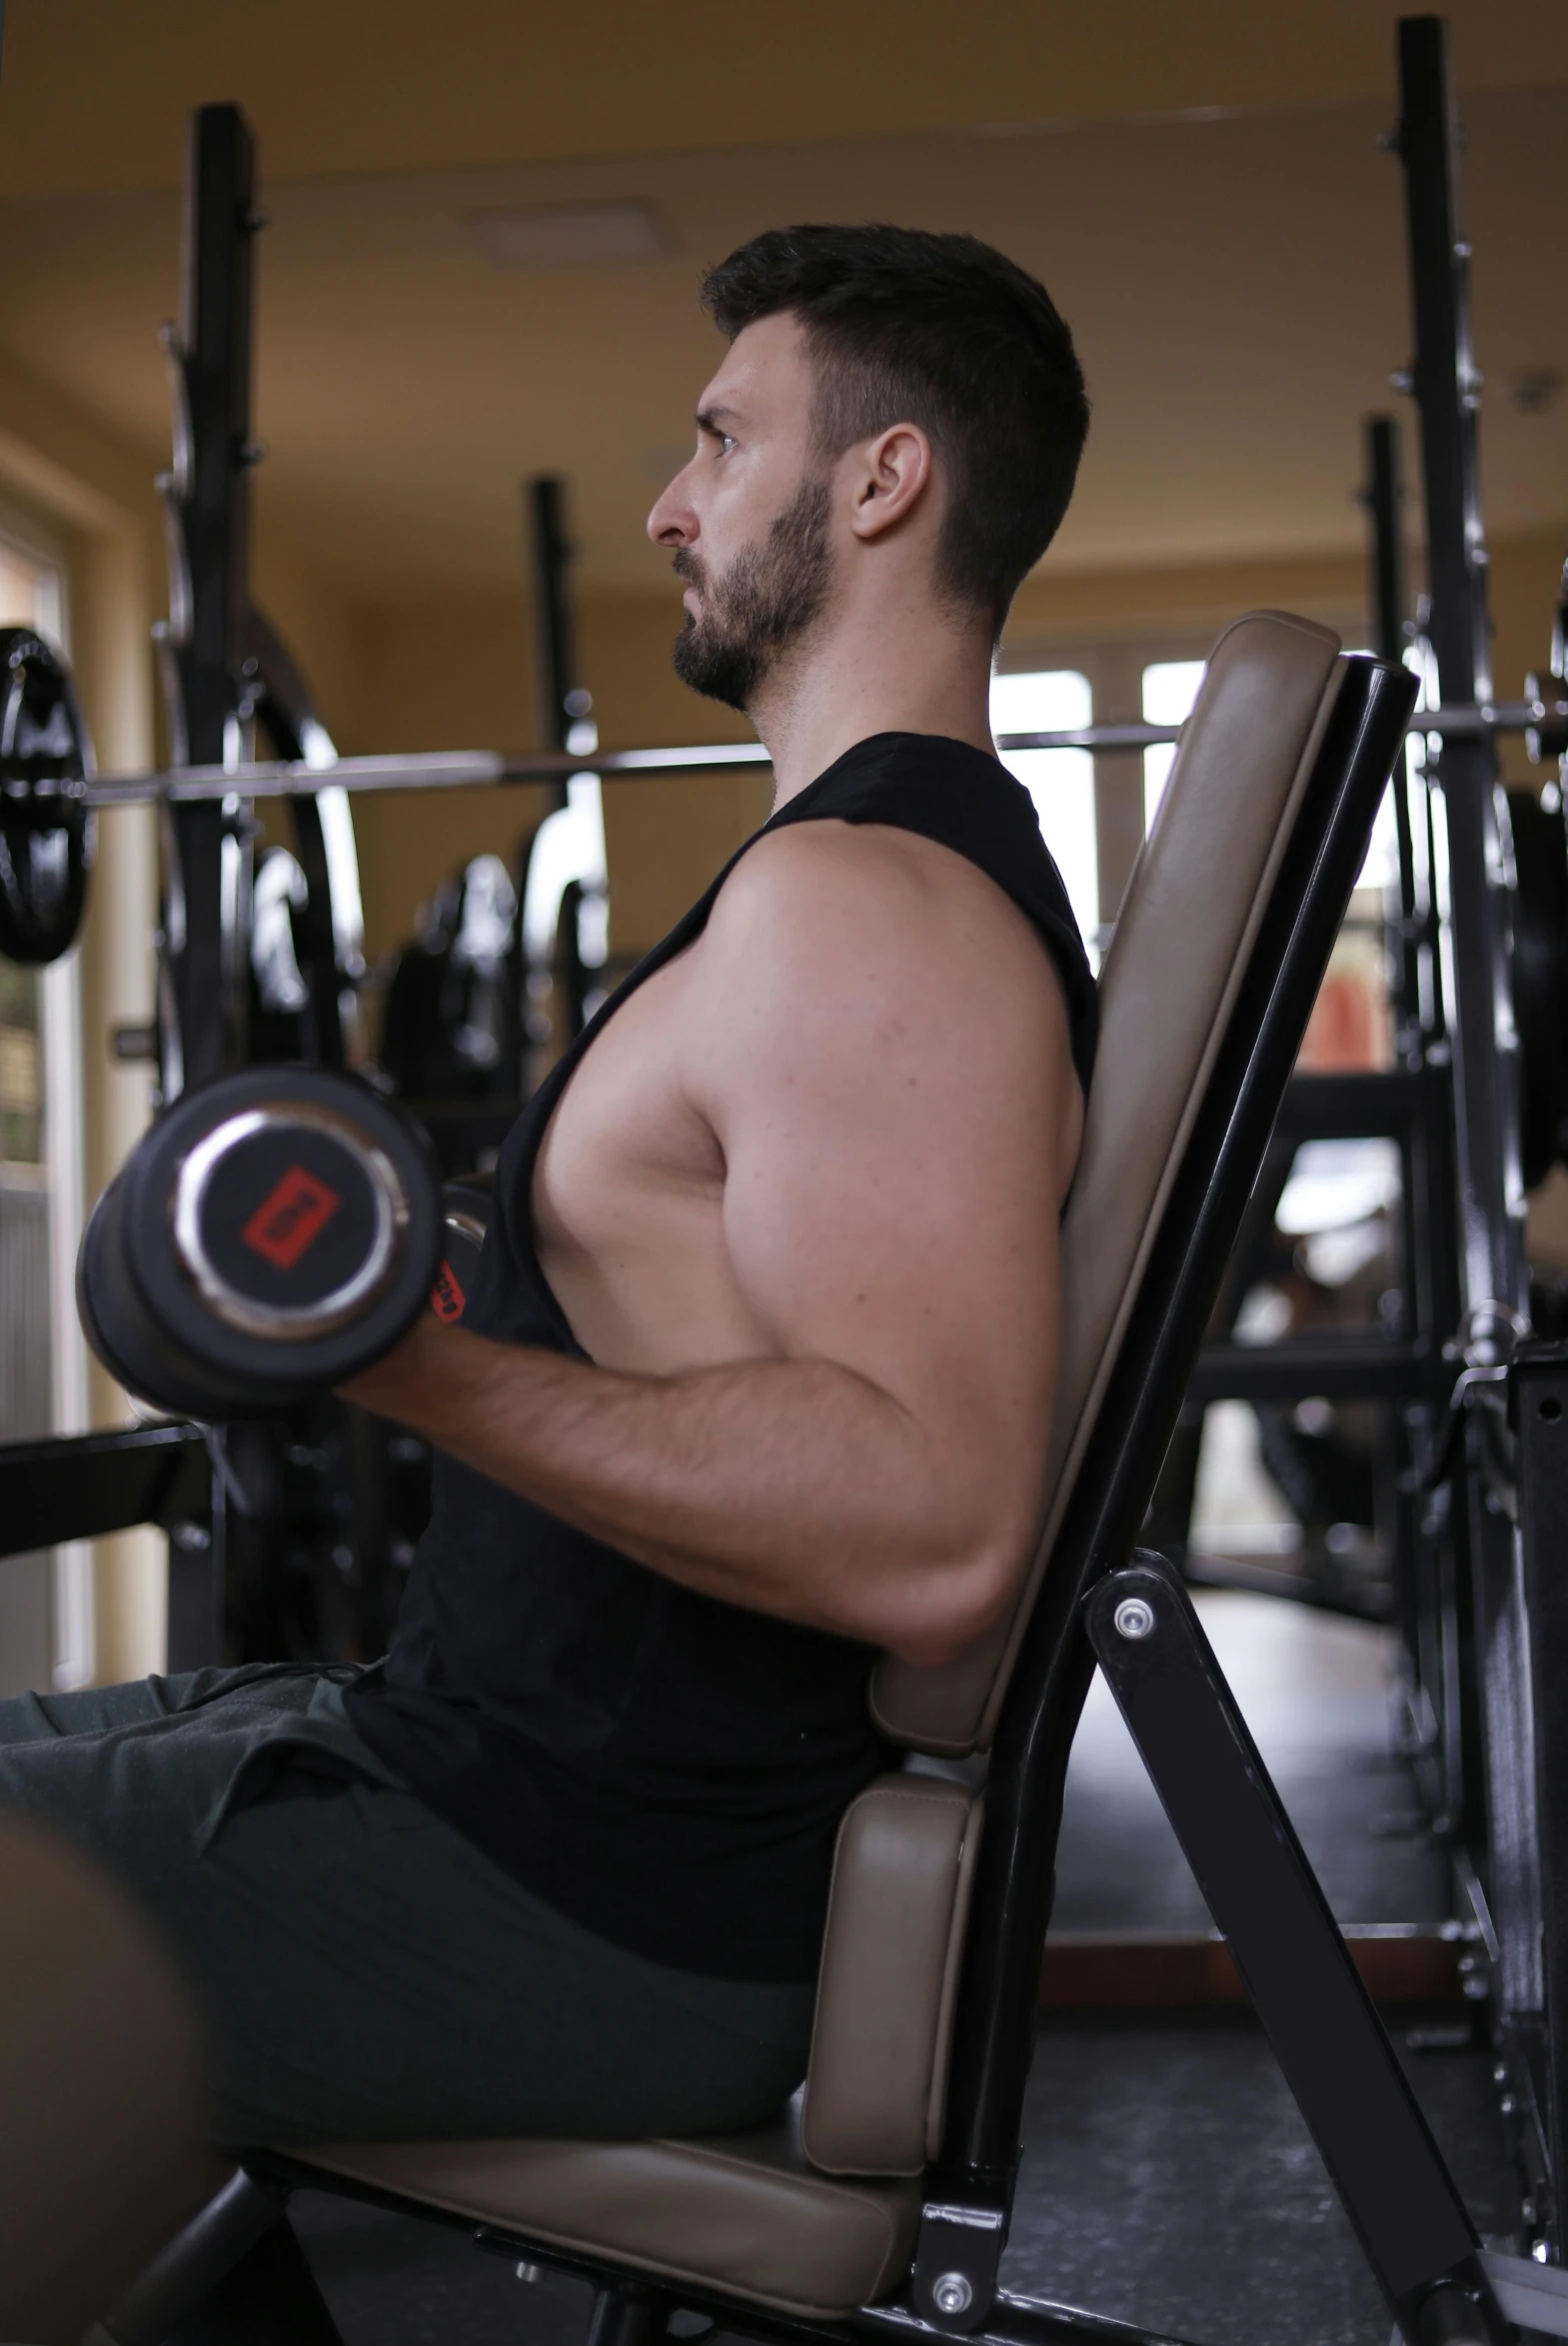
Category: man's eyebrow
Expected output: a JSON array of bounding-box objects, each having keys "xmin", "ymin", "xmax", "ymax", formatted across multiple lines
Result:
[{"xmin": 696, "ymin": 404, "xmax": 741, "ymax": 437}]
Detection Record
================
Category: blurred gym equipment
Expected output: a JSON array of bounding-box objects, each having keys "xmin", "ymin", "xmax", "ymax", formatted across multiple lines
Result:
[{"xmin": 0, "ymin": 626, "xmax": 96, "ymax": 968}]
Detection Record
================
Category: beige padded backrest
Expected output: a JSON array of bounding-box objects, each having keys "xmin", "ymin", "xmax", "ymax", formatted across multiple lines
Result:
[
  {"xmin": 798, "ymin": 614, "xmax": 1344, "ymax": 2182},
  {"xmin": 800, "ymin": 1773, "xmax": 981, "ymax": 2177},
  {"xmin": 871, "ymin": 611, "xmax": 1343, "ymax": 1756}
]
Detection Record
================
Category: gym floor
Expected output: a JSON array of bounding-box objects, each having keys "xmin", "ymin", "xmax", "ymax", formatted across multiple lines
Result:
[{"xmin": 288, "ymin": 1590, "xmax": 1519, "ymax": 2346}]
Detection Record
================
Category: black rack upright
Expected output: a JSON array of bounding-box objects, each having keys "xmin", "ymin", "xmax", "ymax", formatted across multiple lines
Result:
[{"xmin": 156, "ymin": 105, "xmax": 261, "ymax": 1098}]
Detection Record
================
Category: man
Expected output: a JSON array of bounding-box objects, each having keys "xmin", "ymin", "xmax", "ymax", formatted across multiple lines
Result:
[{"xmin": 0, "ymin": 226, "xmax": 1094, "ymax": 2149}]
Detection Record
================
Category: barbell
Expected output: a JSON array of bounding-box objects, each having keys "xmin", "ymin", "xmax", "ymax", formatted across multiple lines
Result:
[
  {"xmin": 2, "ymin": 623, "xmax": 1565, "ymax": 971},
  {"xmin": 17, "ymin": 618, "xmax": 1568, "ymax": 1191}
]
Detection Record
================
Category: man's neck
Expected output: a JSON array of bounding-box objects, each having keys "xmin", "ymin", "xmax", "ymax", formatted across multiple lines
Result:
[{"xmin": 751, "ymin": 601, "xmax": 996, "ymax": 809}]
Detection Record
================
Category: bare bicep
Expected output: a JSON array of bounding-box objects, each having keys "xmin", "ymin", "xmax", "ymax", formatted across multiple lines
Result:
[{"xmin": 699, "ymin": 843, "xmax": 1079, "ymax": 1448}]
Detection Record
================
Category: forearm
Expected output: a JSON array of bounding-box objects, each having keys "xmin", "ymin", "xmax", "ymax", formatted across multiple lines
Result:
[{"xmin": 341, "ymin": 1317, "xmax": 1013, "ymax": 1660}]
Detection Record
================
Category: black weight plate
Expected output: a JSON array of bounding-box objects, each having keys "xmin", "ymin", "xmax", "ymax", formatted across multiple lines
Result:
[
  {"xmin": 0, "ymin": 628, "xmax": 96, "ymax": 968},
  {"xmin": 429, "ymin": 1179, "xmax": 492, "ymax": 1324},
  {"xmin": 124, "ymin": 1066, "xmax": 443, "ymax": 1399},
  {"xmin": 1508, "ymin": 786, "xmax": 1568, "ymax": 1189},
  {"xmin": 78, "ymin": 1173, "xmax": 262, "ymax": 1420}
]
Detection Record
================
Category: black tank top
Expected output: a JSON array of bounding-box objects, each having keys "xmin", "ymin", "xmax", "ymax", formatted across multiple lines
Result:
[{"xmin": 346, "ymin": 733, "xmax": 1097, "ymax": 1980}]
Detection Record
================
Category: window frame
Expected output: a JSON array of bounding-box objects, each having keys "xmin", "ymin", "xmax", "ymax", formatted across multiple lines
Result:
[{"xmin": 988, "ymin": 662, "xmax": 1100, "ymax": 959}]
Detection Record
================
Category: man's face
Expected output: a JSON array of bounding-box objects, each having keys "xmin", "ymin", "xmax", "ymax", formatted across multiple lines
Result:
[{"xmin": 647, "ymin": 315, "xmax": 835, "ymax": 712}]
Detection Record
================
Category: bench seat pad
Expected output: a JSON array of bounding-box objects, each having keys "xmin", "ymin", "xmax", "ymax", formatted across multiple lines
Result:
[{"xmin": 295, "ymin": 2107, "xmax": 920, "ymax": 2319}]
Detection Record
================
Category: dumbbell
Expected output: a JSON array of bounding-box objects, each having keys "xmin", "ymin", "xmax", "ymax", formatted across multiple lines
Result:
[{"xmin": 77, "ymin": 1066, "xmax": 476, "ymax": 1421}]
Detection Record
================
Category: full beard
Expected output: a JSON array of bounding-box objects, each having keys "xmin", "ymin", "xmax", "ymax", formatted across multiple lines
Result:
[{"xmin": 671, "ymin": 477, "xmax": 834, "ymax": 712}]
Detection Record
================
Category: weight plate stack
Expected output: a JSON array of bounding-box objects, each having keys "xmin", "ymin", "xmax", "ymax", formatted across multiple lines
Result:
[
  {"xmin": 0, "ymin": 628, "xmax": 96, "ymax": 968},
  {"xmin": 79, "ymin": 1068, "xmax": 444, "ymax": 1419}
]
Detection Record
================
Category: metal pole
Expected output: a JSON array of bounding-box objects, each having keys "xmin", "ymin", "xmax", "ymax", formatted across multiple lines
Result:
[
  {"xmin": 238, "ymin": 607, "xmax": 366, "ymax": 1069},
  {"xmin": 526, "ymin": 476, "xmax": 583, "ymax": 768},
  {"xmin": 1395, "ymin": 15, "xmax": 1525, "ymax": 1321},
  {"xmin": 523, "ymin": 475, "xmax": 594, "ymax": 1049},
  {"xmin": 1394, "ymin": 9, "xmax": 1548, "ymax": 2223},
  {"xmin": 156, "ymin": 105, "xmax": 260, "ymax": 1097},
  {"xmin": 154, "ymin": 103, "xmax": 269, "ymax": 1674},
  {"xmin": 1366, "ymin": 416, "xmax": 1410, "ymax": 672},
  {"xmin": 1361, "ymin": 412, "xmax": 1463, "ymax": 1796},
  {"xmin": 1517, "ymin": 1348, "xmax": 1568, "ymax": 2255},
  {"xmin": 1364, "ymin": 416, "xmax": 1423, "ymax": 1028}
]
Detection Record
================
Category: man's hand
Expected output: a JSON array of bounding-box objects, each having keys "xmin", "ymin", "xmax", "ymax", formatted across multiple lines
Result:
[{"xmin": 343, "ymin": 821, "xmax": 1082, "ymax": 1666}]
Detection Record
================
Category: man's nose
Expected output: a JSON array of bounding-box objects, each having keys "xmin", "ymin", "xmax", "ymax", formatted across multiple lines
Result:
[{"xmin": 647, "ymin": 465, "xmax": 697, "ymax": 548}]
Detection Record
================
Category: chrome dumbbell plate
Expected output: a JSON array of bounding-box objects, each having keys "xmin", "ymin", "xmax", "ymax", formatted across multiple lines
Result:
[
  {"xmin": 168, "ymin": 1101, "xmax": 405, "ymax": 1340},
  {"xmin": 79, "ymin": 1067, "xmax": 443, "ymax": 1418}
]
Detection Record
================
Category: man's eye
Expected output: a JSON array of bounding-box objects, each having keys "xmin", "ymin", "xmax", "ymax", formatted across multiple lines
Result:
[{"xmin": 719, "ymin": 434, "xmax": 738, "ymax": 456}]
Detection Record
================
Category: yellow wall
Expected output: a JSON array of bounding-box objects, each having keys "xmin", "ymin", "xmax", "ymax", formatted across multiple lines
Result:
[
  {"xmin": 335, "ymin": 590, "xmax": 771, "ymax": 965},
  {"xmin": 1489, "ymin": 531, "xmax": 1568, "ymax": 747},
  {"xmin": 1008, "ymin": 548, "xmax": 1367, "ymax": 647},
  {"xmin": 1011, "ymin": 528, "xmax": 1565, "ymax": 740}
]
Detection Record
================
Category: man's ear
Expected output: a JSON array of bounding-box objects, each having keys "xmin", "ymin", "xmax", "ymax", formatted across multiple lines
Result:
[{"xmin": 847, "ymin": 423, "xmax": 935, "ymax": 543}]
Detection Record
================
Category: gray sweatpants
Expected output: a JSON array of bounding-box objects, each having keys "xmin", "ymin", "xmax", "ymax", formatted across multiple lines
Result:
[{"xmin": 0, "ymin": 1665, "xmax": 813, "ymax": 2149}]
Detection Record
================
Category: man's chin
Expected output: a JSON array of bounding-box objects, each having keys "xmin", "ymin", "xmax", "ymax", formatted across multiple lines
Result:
[{"xmin": 672, "ymin": 625, "xmax": 755, "ymax": 714}]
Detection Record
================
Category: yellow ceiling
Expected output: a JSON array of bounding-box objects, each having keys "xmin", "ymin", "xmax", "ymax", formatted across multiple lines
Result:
[
  {"xmin": 1, "ymin": 1, "xmax": 1563, "ymax": 197},
  {"xmin": 0, "ymin": 6, "xmax": 1562, "ymax": 603}
]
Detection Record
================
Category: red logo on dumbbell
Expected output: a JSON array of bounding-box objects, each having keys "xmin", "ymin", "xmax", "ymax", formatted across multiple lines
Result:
[
  {"xmin": 241, "ymin": 1166, "xmax": 342, "ymax": 1269},
  {"xmin": 429, "ymin": 1260, "xmax": 466, "ymax": 1321}
]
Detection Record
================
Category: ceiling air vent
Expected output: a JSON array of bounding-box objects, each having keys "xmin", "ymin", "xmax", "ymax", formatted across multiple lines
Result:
[{"xmin": 469, "ymin": 202, "xmax": 671, "ymax": 271}]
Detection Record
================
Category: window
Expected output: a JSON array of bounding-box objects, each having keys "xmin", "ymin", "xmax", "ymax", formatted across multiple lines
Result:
[
  {"xmin": 990, "ymin": 668, "xmax": 1099, "ymax": 959},
  {"xmin": 1141, "ymin": 659, "xmax": 1207, "ymax": 835},
  {"xmin": 1352, "ymin": 748, "xmax": 1401, "ymax": 898},
  {"xmin": 0, "ymin": 539, "xmax": 56, "ymax": 637},
  {"xmin": 1143, "ymin": 650, "xmax": 1400, "ymax": 897}
]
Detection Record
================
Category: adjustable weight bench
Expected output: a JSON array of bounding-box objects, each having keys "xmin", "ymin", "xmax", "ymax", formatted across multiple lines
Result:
[{"xmin": 93, "ymin": 617, "xmax": 1527, "ymax": 2346}]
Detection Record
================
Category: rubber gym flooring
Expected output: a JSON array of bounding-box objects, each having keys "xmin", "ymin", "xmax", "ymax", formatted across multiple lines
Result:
[{"xmin": 290, "ymin": 1592, "xmax": 1520, "ymax": 2346}]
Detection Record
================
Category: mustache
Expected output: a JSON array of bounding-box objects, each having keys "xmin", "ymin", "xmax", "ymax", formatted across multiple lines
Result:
[{"xmin": 671, "ymin": 548, "xmax": 707, "ymax": 591}]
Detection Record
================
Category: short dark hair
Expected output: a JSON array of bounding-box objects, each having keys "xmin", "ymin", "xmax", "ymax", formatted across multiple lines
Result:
[{"xmin": 701, "ymin": 224, "xmax": 1088, "ymax": 639}]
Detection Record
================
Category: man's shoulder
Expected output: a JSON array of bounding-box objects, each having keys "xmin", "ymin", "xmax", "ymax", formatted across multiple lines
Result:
[
  {"xmin": 696, "ymin": 807, "xmax": 1068, "ymax": 1068},
  {"xmin": 707, "ymin": 810, "xmax": 988, "ymax": 960}
]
